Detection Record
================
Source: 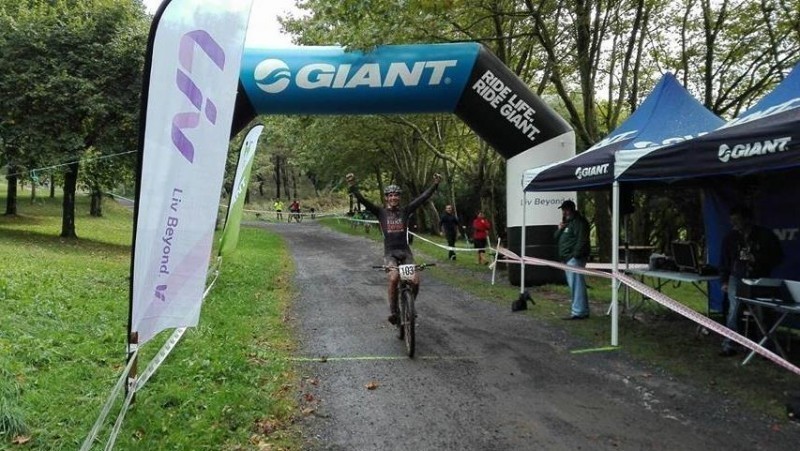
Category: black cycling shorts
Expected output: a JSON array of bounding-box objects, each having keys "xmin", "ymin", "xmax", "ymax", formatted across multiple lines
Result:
[{"xmin": 384, "ymin": 249, "xmax": 414, "ymax": 267}]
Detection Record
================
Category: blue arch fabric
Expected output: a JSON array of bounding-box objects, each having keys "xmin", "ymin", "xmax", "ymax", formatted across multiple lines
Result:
[{"xmin": 235, "ymin": 43, "xmax": 572, "ymax": 159}]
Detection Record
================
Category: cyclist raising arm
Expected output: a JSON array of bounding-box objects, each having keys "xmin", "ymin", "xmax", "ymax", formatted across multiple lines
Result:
[{"xmin": 346, "ymin": 172, "xmax": 442, "ymax": 325}]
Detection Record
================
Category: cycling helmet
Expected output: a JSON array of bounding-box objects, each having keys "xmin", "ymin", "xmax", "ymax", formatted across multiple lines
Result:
[{"xmin": 383, "ymin": 184, "xmax": 402, "ymax": 195}]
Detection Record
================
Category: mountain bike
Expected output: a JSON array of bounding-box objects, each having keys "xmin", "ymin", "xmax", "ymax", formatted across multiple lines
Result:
[{"xmin": 372, "ymin": 263, "xmax": 435, "ymax": 358}]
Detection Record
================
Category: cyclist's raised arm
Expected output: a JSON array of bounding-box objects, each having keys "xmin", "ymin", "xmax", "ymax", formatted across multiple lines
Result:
[
  {"xmin": 406, "ymin": 173, "xmax": 441, "ymax": 212},
  {"xmin": 346, "ymin": 173, "xmax": 381, "ymax": 216},
  {"xmin": 349, "ymin": 187, "xmax": 381, "ymax": 216}
]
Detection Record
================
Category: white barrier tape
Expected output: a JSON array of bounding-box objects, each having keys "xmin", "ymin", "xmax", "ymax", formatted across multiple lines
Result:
[
  {"xmin": 80, "ymin": 349, "xmax": 139, "ymax": 451},
  {"xmin": 220, "ymin": 204, "xmax": 336, "ymax": 219},
  {"xmin": 106, "ymin": 192, "xmax": 135, "ymax": 204},
  {"xmin": 616, "ymin": 272, "xmax": 800, "ymax": 376},
  {"xmin": 496, "ymin": 246, "xmax": 612, "ymax": 280},
  {"xmin": 496, "ymin": 245, "xmax": 800, "ymax": 376},
  {"xmin": 409, "ymin": 231, "xmax": 492, "ymax": 253},
  {"xmin": 347, "ymin": 217, "xmax": 380, "ymax": 224}
]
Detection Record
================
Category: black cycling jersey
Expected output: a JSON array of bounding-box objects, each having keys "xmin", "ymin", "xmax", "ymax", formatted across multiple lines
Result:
[{"xmin": 349, "ymin": 183, "xmax": 438, "ymax": 254}]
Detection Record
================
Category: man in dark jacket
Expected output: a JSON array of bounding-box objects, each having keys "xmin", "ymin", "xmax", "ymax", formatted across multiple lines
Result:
[
  {"xmin": 719, "ymin": 204, "xmax": 783, "ymax": 356},
  {"xmin": 554, "ymin": 200, "xmax": 591, "ymax": 320},
  {"xmin": 439, "ymin": 205, "xmax": 460, "ymax": 260}
]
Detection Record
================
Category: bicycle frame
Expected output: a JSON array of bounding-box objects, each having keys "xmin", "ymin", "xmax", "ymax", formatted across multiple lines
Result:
[{"xmin": 373, "ymin": 263, "xmax": 435, "ymax": 358}]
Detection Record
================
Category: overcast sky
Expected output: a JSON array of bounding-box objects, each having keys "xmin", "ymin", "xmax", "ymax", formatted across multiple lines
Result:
[{"xmin": 141, "ymin": 0, "xmax": 301, "ymax": 48}]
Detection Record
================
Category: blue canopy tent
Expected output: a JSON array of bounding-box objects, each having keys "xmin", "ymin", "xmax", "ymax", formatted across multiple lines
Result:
[
  {"xmin": 523, "ymin": 73, "xmax": 724, "ymax": 191},
  {"xmin": 521, "ymin": 73, "xmax": 723, "ymax": 345},
  {"xmin": 615, "ymin": 64, "xmax": 800, "ymax": 312}
]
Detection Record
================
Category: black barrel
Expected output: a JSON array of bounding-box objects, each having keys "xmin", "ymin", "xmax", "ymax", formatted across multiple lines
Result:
[{"xmin": 506, "ymin": 225, "xmax": 565, "ymax": 286}]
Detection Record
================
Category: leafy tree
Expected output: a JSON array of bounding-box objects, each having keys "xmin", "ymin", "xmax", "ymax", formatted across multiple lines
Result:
[
  {"xmin": 0, "ymin": 0, "xmax": 148, "ymax": 233},
  {"xmin": 282, "ymin": 0, "xmax": 799, "ymax": 257}
]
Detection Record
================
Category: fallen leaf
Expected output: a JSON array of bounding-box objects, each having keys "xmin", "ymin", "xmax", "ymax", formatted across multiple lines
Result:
[
  {"xmin": 365, "ymin": 381, "xmax": 379, "ymax": 390},
  {"xmin": 770, "ymin": 424, "xmax": 781, "ymax": 432},
  {"xmin": 12, "ymin": 436, "xmax": 31, "ymax": 445},
  {"xmin": 304, "ymin": 393, "xmax": 314, "ymax": 402},
  {"xmin": 307, "ymin": 378, "xmax": 319, "ymax": 386},
  {"xmin": 301, "ymin": 407, "xmax": 316, "ymax": 416},
  {"xmin": 254, "ymin": 418, "xmax": 280, "ymax": 435}
]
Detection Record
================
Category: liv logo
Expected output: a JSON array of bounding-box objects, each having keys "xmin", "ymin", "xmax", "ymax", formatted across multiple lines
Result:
[
  {"xmin": 172, "ymin": 30, "xmax": 226, "ymax": 163},
  {"xmin": 154, "ymin": 284, "xmax": 168, "ymax": 302}
]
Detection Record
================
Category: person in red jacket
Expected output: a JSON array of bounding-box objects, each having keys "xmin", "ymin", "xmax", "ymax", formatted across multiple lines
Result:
[{"xmin": 472, "ymin": 211, "xmax": 491, "ymax": 265}]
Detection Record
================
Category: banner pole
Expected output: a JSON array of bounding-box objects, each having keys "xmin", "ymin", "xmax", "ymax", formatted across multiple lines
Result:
[
  {"xmin": 491, "ymin": 237, "xmax": 501, "ymax": 285},
  {"xmin": 126, "ymin": 332, "xmax": 139, "ymax": 403}
]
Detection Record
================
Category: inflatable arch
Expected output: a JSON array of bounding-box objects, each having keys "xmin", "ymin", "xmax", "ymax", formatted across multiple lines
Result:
[{"xmin": 131, "ymin": 1, "xmax": 573, "ymax": 345}]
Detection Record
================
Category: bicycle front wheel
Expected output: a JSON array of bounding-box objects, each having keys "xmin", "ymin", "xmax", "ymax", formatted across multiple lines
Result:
[{"xmin": 400, "ymin": 288, "xmax": 415, "ymax": 358}]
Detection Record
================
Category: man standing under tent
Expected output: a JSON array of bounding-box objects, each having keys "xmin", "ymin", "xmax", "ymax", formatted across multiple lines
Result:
[
  {"xmin": 555, "ymin": 200, "xmax": 591, "ymax": 320},
  {"xmin": 718, "ymin": 205, "xmax": 783, "ymax": 357}
]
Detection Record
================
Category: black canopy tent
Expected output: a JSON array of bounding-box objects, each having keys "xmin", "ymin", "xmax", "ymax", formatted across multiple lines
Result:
[
  {"xmin": 520, "ymin": 73, "xmax": 723, "ymax": 345},
  {"xmin": 614, "ymin": 63, "xmax": 800, "ymax": 310}
]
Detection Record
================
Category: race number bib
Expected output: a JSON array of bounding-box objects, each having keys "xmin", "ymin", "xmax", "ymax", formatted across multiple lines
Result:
[{"xmin": 398, "ymin": 264, "xmax": 416, "ymax": 281}]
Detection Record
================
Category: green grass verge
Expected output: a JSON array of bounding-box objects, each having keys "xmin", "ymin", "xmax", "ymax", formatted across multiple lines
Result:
[
  {"xmin": 0, "ymin": 189, "xmax": 300, "ymax": 449},
  {"xmin": 320, "ymin": 217, "xmax": 800, "ymax": 422}
]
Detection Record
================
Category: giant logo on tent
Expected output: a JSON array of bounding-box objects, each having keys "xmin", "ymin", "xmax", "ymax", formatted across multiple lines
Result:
[{"xmin": 718, "ymin": 137, "xmax": 791, "ymax": 162}]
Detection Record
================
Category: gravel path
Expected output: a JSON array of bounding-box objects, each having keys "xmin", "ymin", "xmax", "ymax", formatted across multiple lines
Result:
[{"xmin": 258, "ymin": 220, "xmax": 800, "ymax": 450}]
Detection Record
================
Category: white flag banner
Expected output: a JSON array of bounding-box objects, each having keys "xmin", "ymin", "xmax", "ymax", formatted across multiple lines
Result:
[{"xmin": 132, "ymin": 0, "xmax": 254, "ymax": 345}]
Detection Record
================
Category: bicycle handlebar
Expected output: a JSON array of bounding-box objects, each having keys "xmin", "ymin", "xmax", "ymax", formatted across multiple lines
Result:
[{"xmin": 372, "ymin": 263, "xmax": 436, "ymax": 271}]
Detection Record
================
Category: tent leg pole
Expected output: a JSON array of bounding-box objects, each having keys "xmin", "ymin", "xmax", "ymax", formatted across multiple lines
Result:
[
  {"xmin": 520, "ymin": 192, "xmax": 527, "ymax": 295},
  {"xmin": 611, "ymin": 183, "xmax": 620, "ymax": 347}
]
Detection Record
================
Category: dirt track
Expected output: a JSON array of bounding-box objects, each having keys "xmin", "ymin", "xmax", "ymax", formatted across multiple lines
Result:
[{"xmin": 259, "ymin": 220, "xmax": 800, "ymax": 450}]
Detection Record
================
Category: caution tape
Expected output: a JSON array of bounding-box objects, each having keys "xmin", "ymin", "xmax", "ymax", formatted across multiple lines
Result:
[
  {"xmin": 408, "ymin": 231, "xmax": 492, "ymax": 253},
  {"xmin": 497, "ymin": 246, "xmax": 800, "ymax": 377},
  {"xmin": 616, "ymin": 272, "xmax": 800, "ymax": 376}
]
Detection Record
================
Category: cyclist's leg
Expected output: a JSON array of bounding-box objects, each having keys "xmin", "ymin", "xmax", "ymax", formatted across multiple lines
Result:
[{"xmin": 384, "ymin": 254, "xmax": 400, "ymax": 324}]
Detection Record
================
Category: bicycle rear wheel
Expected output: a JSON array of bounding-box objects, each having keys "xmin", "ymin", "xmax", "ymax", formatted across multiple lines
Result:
[{"xmin": 400, "ymin": 288, "xmax": 415, "ymax": 358}]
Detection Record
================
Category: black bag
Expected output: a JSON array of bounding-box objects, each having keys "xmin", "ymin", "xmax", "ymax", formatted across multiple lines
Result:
[{"xmin": 511, "ymin": 292, "xmax": 534, "ymax": 312}]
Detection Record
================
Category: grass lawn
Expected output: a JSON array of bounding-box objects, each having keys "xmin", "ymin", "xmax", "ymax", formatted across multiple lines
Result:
[
  {"xmin": 320, "ymin": 217, "xmax": 800, "ymax": 422},
  {"xmin": 2, "ymin": 188, "xmax": 798, "ymax": 448},
  {"xmin": 0, "ymin": 188, "xmax": 300, "ymax": 449}
]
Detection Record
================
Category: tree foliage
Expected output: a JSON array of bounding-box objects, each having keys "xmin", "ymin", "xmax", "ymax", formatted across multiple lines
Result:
[
  {"xmin": 278, "ymin": 0, "xmax": 799, "ymax": 253},
  {"xmin": 0, "ymin": 0, "xmax": 148, "ymax": 231}
]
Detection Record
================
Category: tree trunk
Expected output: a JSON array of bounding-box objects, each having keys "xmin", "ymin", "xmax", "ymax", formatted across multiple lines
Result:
[
  {"xmin": 282, "ymin": 160, "xmax": 290, "ymax": 199},
  {"xmin": 90, "ymin": 186, "xmax": 103, "ymax": 217},
  {"xmin": 593, "ymin": 191, "xmax": 611, "ymax": 261},
  {"xmin": 50, "ymin": 173, "xmax": 56, "ymax": 198},
  {"xmin": 5, "ymin": 166, "xmax": 18, "ymax": 216},
  {"xmin": 373, "ymin": 164, "xmax": 384, "ymax": 198},
  {"xmin": 61, "ymin": 161, "xmax": 79, "ymax": 238},
  {"xmin": 273, "ymin": 156, "xmax": 282, "ymax": 199},
  {"xmin": 31, "ymin": 181, "xmax": 37, "ymax": 203}
]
